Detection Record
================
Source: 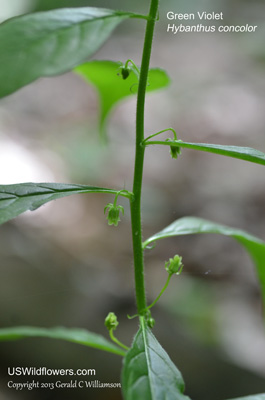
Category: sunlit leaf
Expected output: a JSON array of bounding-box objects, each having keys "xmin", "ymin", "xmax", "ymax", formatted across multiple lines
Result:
[
  {"xmin": 0, "ymin": 326, "xmax": 125, "ymax": 356},
  {"xmin": 143, "ymin": 217, "xmax": 265, "ymax": 308},
  {"xmin": 122, "ymin": 317, "xmax": 191, "ymax": 400},
  {"xmin": 145, "ymin": 140, "xmax": 265, "ymax": 166},
  {"xmin": 0, "ymin": 8, "xmax": 143, "ymax": 98},
  {"xmin": 0, "ymin": 182, "xmax": 127, "ymax": 224},
  {"xmin": 74, "ymin": 61, "xmax": 170, "ymax": 140}
]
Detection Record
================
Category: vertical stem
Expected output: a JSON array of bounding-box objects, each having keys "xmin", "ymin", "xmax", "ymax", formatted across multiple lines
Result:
[{"xmin": 130, "ymin": 0, "xmax": 159, "ymax": 315}]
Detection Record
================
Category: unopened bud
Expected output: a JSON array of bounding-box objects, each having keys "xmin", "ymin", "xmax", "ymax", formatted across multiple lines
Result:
[
  {"xmin": 105, "ymin": 312, "xmax": 119, "ymax": 331},
  {"xmin": 147, "ymin": 317, "xmax": 155, "ymax": 328},
  {"xmin": 121, "ymin": 67, "xmax": 130, "ymax": 80},
  {"xmin": 165, "ymin": 255, "xmax": 183, "ymax": 275}
]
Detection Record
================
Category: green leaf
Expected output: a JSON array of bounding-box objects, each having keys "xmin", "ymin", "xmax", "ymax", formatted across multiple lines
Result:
[
  {"xmin": 122, "ymin": 317, "xmax": 191, "ymax": 400},
  {"xmin": 0, "ymin": 182, "xmax": 129, "ymax": 225},
  {"xmin": 143, "ymin": 216, "xmax": 265, "ymax": 308},
  {"xmin": 0, "ymin": 7, "xmax": 143, "ymax": 98},
  {"xmin": 145, "ymin": 140, "xmax": 265, "ymax": 166},
  {"xmin": 0, "ymin": 326, "xmax": 125, "ymax": 356},
  {"xmin": 75, "ymin": 61, "xmax": 170, "ymax": 140},
  {"xmin": 226, "ymin": 395, "xmax": 265, "ymax": 400}
]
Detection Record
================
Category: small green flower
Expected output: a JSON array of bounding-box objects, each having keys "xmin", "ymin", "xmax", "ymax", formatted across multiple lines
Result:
[
  {"xmin": 165, "ymin": 255, "xmax": 183, "ymax": 275},
  {"xmin": 104, "ymin": 203, "xmax": 124, "ymax": 226},
  {"xmin": 166, "ymin": 139, "xmax": 182, "ymax": 159},
  {"xmin": 170, "ymin": 145, "xmax": 181, "ymax": 159},
  {"xmin": 105, "ymin": 312, "xmax": 119, "ymax": 331}
]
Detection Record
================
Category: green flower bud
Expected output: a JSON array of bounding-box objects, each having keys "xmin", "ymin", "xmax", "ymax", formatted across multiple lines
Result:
[
  {"xmin": 145, "ymin": 310, "xmax": 155, "ymax": 328},
  {"xmin": 170, "ymin": 145, "xmax": 181, "ymax": 159},
  {"xmin": 105, "ymin": 312, "xmax": 119, "ymax": 331},
  {"xmin": 166, "ymin": 139, "xmax": 182, "ymax": 159},
  {"xmin": 121, "ymin": 67, "xmax": 130, "ymax": 80},
  {"xmin": 165, "ymin": 255, "xmax": 183, "ymax": 275},
  {"xmin": 104, "ymin": 203, "xmax": 124, "ymax": 226},
  {"xmin": 147, "ymin": 317, "xmax": 155, "ymax": 328}
]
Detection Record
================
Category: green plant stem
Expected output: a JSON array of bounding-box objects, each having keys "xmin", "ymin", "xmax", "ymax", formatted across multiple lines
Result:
[
  {"xmin": 145, "ymin": 274, "xmax": 172, "ymax": 311},
  {"xmin": 109, "ymin": 329, "xmax": 129, "ymax": 351},
  {"xmin": 130, "ymin": 0, "xmax": 159, "ymax": 315}
]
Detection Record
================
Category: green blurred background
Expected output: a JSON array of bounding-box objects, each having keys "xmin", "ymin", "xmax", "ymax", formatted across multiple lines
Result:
[{"xmin": 0, "ymin": 0, "xmax": 265, "ymax": 399}]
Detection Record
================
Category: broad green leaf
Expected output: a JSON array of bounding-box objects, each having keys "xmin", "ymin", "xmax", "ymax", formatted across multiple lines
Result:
[
  {"xmin": 143, "ymin": 217, "xmax": 265, "ymax": 308},
  {"xmin": 122, "ymin": 317, "xmax": 191, "ymax": 400},
  {"xmin": 145, "ymin": 140, "xmax": 265, "ymax": 166},
  {"xmin": 0, "ymin": 182, "xmax": 128, "ymax": 225},
  {"xmin": 75, "ymin": 61, "xmax": 170, "ymax": 140},
  {"xmin": 0, "ymin": 326, "xmax": 125, "ymax": 356},
  {"xmin": 0, "ymin": 8, "xmax": 143, "ymax": 98},
  {"xmin": 226, "ymin": 395, "xmax": 265, "ymax": 400}
]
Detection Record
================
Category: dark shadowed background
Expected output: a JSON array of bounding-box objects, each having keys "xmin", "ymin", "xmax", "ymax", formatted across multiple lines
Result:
[{"xmin": 0, "ymin": 0, "xmax": 265, "ymax": 399}]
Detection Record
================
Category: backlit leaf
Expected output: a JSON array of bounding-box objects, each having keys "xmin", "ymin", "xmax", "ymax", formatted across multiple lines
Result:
[
  {"xmin": 75, "ymin": 60, "xmax": 170, "ymax": 140},
  {"xmin": 0, "ymin": 326, "xmax": 125, "ymax": 356}
]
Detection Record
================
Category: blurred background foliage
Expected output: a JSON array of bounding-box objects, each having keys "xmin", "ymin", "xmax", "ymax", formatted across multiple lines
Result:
[{"xmin": 0, "ymin": 0, "xmax": 265, "ymax": 399}]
